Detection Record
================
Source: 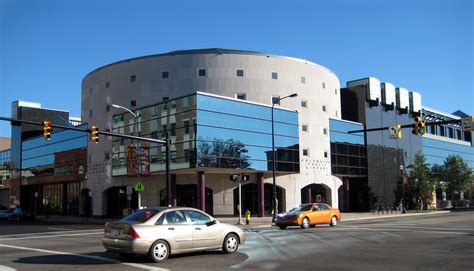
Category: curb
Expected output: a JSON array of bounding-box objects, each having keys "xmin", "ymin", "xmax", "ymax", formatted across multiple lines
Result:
[{"xmin": 342, "ymin": 210, "xmax": 451, "ymax": 222}]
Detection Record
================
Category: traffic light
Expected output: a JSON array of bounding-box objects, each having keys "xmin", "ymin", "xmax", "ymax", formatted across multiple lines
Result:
[
  {"xmin": 419, "ymin": 120, "xmax": 426, "ymax": 135},
  {"xmin": 43, "ymin": 121, "xmax": 52, "ymax": 140},
  {"xmin": 91, "ymin": 126, "xmax": 99, "ymax": 144},
  {"xmin": 411, "ymin": 117, "xmax": 420, "ymax": 136}
]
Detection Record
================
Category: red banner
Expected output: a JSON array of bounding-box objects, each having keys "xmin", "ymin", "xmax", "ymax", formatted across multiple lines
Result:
[
  {"xmin": 127, "ymin": 146, "xmax": 138, "ymax": 176},
  {"xmin": 139, "ymin": 147, "xmax": 150, "ymax": 176}
]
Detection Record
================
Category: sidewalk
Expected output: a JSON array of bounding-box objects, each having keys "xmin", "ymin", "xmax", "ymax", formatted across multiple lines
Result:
[{"xmin": 36, "ymin": 210, "xmax": 451, "ymax": 228}]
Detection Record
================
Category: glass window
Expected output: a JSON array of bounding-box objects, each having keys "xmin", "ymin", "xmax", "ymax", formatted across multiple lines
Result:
[
  {"xmin": 106, "ymin": 105, "xmax": 110, "ymax": 112},
  {"xmin": 89, "ymin": 110, "xmax": 93, "ymax": 117},
  {"xmin": 456, "ymin": 129, "xmax": 462, "ymax": 140},
  {"xmin": 322, "ymin": 82, "xmax": 326, "ymax": 89},
  {"xmin": 183, "ymin": 120, "xmax": 190, "ymax": 134},
  {"xmin": 171, "ymin": 151, "xmax": 177, "ymax": 163},
  {"xmin": 303, "ymin": 149, "xmax": 309, "ymax": 156},
  {"xmin": 317, "ymin": 203, "xmax": 329, "ymax": 210},
  {"xmin": 170, "ymin": 123, "xmax": 176, "ymax": 136},
  {"xmin": 236, "ymin": 69, "xmax": 244, "ymax": 77},
  {"xmin": 323, "ymin": 128, "xmax": 328, "ymax": 135},
  {"xmin": 302, "ymin": 124, "xmax": 308, "ymax": 132},
  {"xmin": 130, "ymin": 75, "xmax": 136, "ymax": 82},
  {"xmin": 272, "ymin": 96, "xmax": 280, "ymax": 105},
  {"xmin": 155, "ymin": 214, "xmax": 165, "ymax": 225},
  {"xmin": 324, "ymin": 151, "xmax": 328, "ymax": 158},
  {"xmin": 301, "ymin": 100, "xmax": 307, "ymax": 108},
  {"xmin": 272, "ymin": 72, "xmax": 278, "ymax": 80},
  {"xmin": 162, "ymin": 71, "xmax": 169, "ymax": 79},
  {"xmin": 184, "ymin": 210, "xmax": 211, "ymax": 224},
  {"xmin": 447, "ymin": 127, "xmax": 454, "ymax": 138},
  {"xmin": 89, "ymin": 87, "xmax": 93, "ymax": 95},
  {"xmin": 301, "ymin": 76, "xmax": 306, "ymax": 84},
  {"xmin": 122, "ymin": 209, "xmax": 159, "ymax": 222},
  {"xmin": 439, "ymin": 126, "xmax": 446, "ymax": 137},
  {"xmin": 182, "ymin": 97, "xmax": 189, "ymax": 108},
  {"xmin": 165, "ymin": 211, "xmax": 188, "ymax": 224},
  {"xmin": 236, "ymin": 93, "xmax": 246, "ymax": 100},
  {"xmin": 322, "ymin": 105, "xmax": 326, "ymax": 112},
  {"xmin": 198, "ymin": 69, "xmax": 206, "ymax": 77},
  {"xmin": 106, "ymin": 81, "xmax": 110, "ymax": 88}
]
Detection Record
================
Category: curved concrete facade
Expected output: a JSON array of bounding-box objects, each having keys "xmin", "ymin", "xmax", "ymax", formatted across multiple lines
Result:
[{"xmin": 82, "ymin": 49, "xmax": 342, "ymax": 216}]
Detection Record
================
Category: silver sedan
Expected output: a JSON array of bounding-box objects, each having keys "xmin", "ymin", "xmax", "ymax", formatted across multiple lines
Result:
[{"xmin": 102, "ymin": 207, "xmax": 246, "ymax": 263}]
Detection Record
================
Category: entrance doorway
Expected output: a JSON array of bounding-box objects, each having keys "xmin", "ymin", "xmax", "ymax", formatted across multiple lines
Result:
[
  {"xmin": 160, "ymin": 184, "xmax": 213, "ymax": 215},
  {"xmin": 301, "ymin": 183, "xmax": 331, "ymax": 205},
  {"xmin": 233, "ymin": 183, "xmax": 285, "ymax": 216}
]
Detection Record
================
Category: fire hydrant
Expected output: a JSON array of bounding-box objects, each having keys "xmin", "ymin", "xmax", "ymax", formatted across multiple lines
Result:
[{"xmin": 245, "ymin": 210, "xmax": 251, "ymax": 225}]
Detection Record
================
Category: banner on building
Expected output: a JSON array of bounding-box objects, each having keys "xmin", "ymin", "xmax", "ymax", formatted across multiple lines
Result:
[
  {"xmin": 139, "ymin": 147, "xmax": 150, "ymax": 176},
  {"xmin": 127, "ymin": 146, "xmax": 138, "ymax": 176}
]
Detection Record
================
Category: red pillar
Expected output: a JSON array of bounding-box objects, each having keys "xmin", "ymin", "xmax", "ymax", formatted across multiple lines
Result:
[
  {"xmin": 171, "ymin": 174, "xmax": 177, "ymax": 206},
  {"xmin": 198, "ymin": 171, "xmax": 206, "ymax": 212},
  {"xmin": 343, "ymin": 177, "xmax": 350, "ymax": 212},
  {"xmin": 257, "ymin": 173, "xmax": 264, "ymax": 217}
]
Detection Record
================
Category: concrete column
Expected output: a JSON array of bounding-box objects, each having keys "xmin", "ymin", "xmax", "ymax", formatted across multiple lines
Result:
[
  {"xmin": 198, "ymin": 171, "xmax": 206, "ymax": 212},
  {"xmin": 171, "ymin": 174, "xmax": 177, "ymax": 206},
  {"xmin": 257, "ymin": 173, "xmax": 264, "ymax": 217}
]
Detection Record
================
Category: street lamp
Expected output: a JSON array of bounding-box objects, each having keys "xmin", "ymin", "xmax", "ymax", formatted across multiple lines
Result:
[
  {"xmin": 271, "ymin": 93, "xmax": 298, "ymax": 221},
  {"xmin": 112, "ymin": 104, "xmax": 141, "ymax": 207},
  {"xmin": 400, "ymin": 165, "xmax": 406, "ymax": 213}
]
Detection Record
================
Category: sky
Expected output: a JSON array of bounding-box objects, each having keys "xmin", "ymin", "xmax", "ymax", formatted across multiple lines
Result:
[{"xmin": 0, "ymin": 0, "xmax": 472, "ymax": 138}]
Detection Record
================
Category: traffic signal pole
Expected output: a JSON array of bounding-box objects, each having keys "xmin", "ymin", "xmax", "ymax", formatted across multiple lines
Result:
[
  {"xmin": 0, "ymin": 116, "xmax": 166, "ymax": 145},
  {"xmin": 347, "ymin": 119, "xmax": 462, "ymax": 134}
]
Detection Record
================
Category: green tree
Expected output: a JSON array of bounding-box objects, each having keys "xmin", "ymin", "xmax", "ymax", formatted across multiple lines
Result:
[
  {"xmin": 443, "ymin": 155, "xmax": 472, "ymax": 199},
  {"xmin": 408, "ymin": 152, "xmax": 435, "ymax": 209}
]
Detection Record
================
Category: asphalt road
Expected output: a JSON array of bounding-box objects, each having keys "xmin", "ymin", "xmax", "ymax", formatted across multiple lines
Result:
[{"xmin": 0, "ymin": 210, "xmax": 473, "ymax": 271}]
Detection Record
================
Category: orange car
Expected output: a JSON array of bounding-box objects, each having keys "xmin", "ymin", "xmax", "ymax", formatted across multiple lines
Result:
[{"xmin": 274, "ymin": 203, "xmax": 341, "ymax": 230}]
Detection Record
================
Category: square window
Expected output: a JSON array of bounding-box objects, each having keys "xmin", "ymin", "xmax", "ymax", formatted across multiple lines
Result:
[
  {"xmin": 106, "ymin": 81, "xmax": 110, "ymax": 88},
  {"xmin": 272, "ymin": 96, "xmax": 280, "ymax": 105},
  {"xmin": 324, "ymin": 151, "xmax": 328, "ymax": 158},
  {"xmin": 181, "ymin": 97, "xmax": 189, "ymax": 108},
  {"xmin": 162, "ymin": 71, "xmax": 169, "ymax": 79},
  {"xmin": 303, "ymin": 149, "xmax": 309, "ymax": 156},
  {"xmin": 302, "ymin": 124, "xmax": 309, "ymax": 132},
  {"xmin": 236, "ymin": 69, "xmax": 244, "ymax": 77},
  {"xmin": 323, "ymin": 128, "xmax": 328, "ymax": 135},
  {"xmin": 322, "ymin": 105, "xmax": 326, "ymax": 112},
  {"xmin": 130, "ymin": 75, "xmax": 136, "ymax": 82},
  {"xmin": 106, "ymin": 105, "xmax": 110, "ymax": 112},
  {"xmin": 301, "ymin": 76, "xmax": 306, "ymax": 84},
  {"xmin": 322, "ymin": 82, "xmax": 326, "ymax": 89},
  {"xmin": 131, "ymin": 100, "xmax": 137, "ymax": 107},
  {"xmin": 272, "ymin": 72, "xmax": 278, "ymax": 80},
  {"xmin": 198, "ymin": 69, "xmax": 206, "ymax": 77},
  {"xmin": 301, "ymin": 100, "xmax": 307, "ymax": 108},
  {"xmin": 236, "ymin": 93, "xmax": 246, "ymax": 100},
  {"xmin": 183, "ymin": 120, "xmax": 190, "ymax": 134},
  {"xmin": 170, "ymin": 123, "xmax": 176, "ymax": 136}
]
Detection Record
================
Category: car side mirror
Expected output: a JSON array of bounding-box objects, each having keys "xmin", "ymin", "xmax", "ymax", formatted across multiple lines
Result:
[{"xmin": 206, "ymin": 220, "xmax": 217, "ymax": 227}]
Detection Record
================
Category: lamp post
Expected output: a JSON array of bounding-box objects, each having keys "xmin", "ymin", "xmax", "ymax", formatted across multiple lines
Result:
[
  {"xmin": 112, "ymin": 104, "xmax": 141, "ymax": 208},
  {"xmin": 271, "ymin": 93, "xmax": 298, "ymax": 221},
  {"xmin": 400, "ymin": 165, "xmax": 406, "ymax": 213}
]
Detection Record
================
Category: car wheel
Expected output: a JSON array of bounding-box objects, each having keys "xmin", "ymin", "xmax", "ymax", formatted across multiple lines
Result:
[
  {"xmin": 300, "ymin": 217, "xmax": 310, "ymax": 229},
  {"xmin": 330, "ymin": 216, "xmax": 338, "ymax": 226},
  {"xmin": 222, "ymin": 233, "xmax": 239, "ymax": 254},
  {"xmin": 148, "ymin": 240, "xmax": 170, "ymax": 263},
  {"xmin": 278, "ymin": 225, "xmax": 287, "ymax": 230}
]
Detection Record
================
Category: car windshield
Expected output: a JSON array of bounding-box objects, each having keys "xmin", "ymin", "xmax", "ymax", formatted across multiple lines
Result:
[
  {"xmin": 121, "ymin": 209, "xmax": 160, "ymax": 222},
  {"xmin": 289, "ymin": 204, "xmax": 313, "ymax": 212}
]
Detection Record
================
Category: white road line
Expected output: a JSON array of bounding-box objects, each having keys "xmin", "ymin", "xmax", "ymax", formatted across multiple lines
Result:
[
  {"xmin": 0, "ymin": 244, "xmax": 167, "ymax": 271},
  {"xmin": 47, "ymin": 227, "xmax": 74, "ymax": 231},
  {"xmin": 0, "ymin": 265, "xmax": 17, "ymax": 271},
  {"xmin": 0, "ymin": 231, "xmax": 104, "ymax": 241},
  {"xmin": 0, "ymin": 229, "xmax": 101, "ymax": 238}
]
